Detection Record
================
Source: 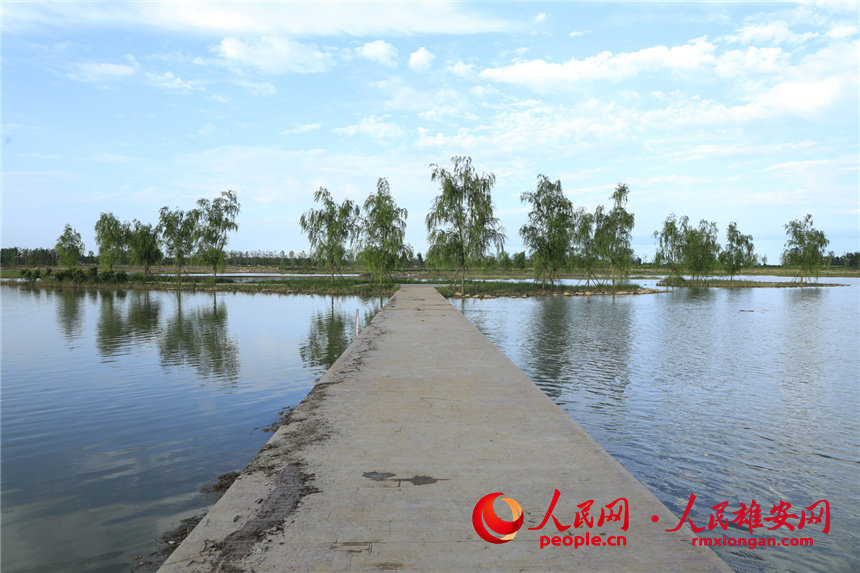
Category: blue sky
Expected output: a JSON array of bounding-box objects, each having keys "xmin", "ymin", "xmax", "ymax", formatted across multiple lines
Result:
[{"xmin": 3, "ymin": 1, "xmax": 858, "ymax": 262}]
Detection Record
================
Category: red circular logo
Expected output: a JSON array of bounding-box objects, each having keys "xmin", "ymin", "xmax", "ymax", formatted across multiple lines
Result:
[{"xmin": 472, "ymin": 492, "xmax": 524, "ymax": 544}]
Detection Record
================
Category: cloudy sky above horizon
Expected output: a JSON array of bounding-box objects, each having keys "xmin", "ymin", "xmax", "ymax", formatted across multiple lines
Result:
[{"xmin": 3, "ymin": 1, "xmax": 858, "ymax": 262}]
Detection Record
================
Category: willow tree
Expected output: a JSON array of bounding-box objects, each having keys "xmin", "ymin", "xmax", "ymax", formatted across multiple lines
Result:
[
  {"xmin": 682, "ymin": 218, "xmax": 720, "ymax": 283},
  {"xmin": 594, "ymin": 183, "xmax": 635, "ymax": 289},
  {"xmin": 127, "ymin": 220, "xmax": 162, "ymax": 277},
  {"xmin": 426, "ymin": 156, "xmax": 505, "ymax": 294},
  {"xmin": 94, "ymin": 212, "xmax": 126, "ymax": 271},
  {"xmin": 196, "ymin": 190, "xmax": 241, "ymax": 279},
  {"xmin": 653, "ymin": 213, "xmax": 685, "ymax": 281},
  {"xmin": 56, "ymin": 224, "xmax": 85, "ymax": 268},
  {"xmin": 360, "ymin": 178, "xmax": 408, "ymax": 286},
  {"xmin": 719, "ymin": 221, "xmax": 756, "ymax": 282},
  {"xmin": 300, "ymin": 187, "xmax": 359, "ymax": 283},
  {"xmin": 159, "ymin": 206, "xmax": 199, "ymax": 280},
  {"xmin": 571, "ymin": 207, "xmax": 600, "ymax": 286},
  {"xmin": 520, "ymin": 175, "xmax": 574, "ymax": 288},
  {"xmin": 781, "ymin": 214, "xmax": 829, "ymax": 286}
]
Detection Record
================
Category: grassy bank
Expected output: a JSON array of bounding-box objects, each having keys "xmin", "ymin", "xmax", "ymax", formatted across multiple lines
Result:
[
  {"xmin": 436, "ymin": 280, "xmax": 659, "ymax": 298},
  {"xmin": 656, "ymin": 277, "xmax": 847, "ymax": 288},
  {"xmin": 5, "ymin": 270, "xmax": 400, "ymax": 297}
]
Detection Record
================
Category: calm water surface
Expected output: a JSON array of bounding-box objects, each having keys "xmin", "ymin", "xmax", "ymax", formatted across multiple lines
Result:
[
  {"xmin": 1, "ymin": 286, "xmax": 384, "ymax": 573},
  {"xmin": 454, "ymin": 279, "xmax": 859, "ymax": 573}
]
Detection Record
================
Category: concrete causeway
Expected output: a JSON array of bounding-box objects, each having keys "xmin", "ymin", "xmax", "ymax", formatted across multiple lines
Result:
[{"xmin": 159, "ymin": 285, "xmax": 730, "ymax": 572}]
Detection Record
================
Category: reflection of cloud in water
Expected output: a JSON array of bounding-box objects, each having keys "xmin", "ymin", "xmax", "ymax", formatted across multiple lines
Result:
[{"xmin": 158, "ymin": 293, "xmax": 240, "ymax": 386}]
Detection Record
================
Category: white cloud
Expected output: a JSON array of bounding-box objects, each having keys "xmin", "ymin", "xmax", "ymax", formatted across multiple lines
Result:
[
  {"xmin": 355, "ymin": 40, "xmax": 398, "ymax": 66},
  {"xmin": 727, "ymin": 21, "xmax": 818, "ymax": 44},
  {"xmin": 449, "ymin": 60, "xmax": 475, "ymax": 78},
  {"xmin": 216, "ymin": 36, "xmax": 332, "ymax": 73},
  {"xmin": 67, "ymin": 55, "xmax": 138, "ymax": 83},
  {"xmin": 409, "ymin": 47, "xmax": 435, "ymax": 72},
  {"xmin": 333, "ymin": 115, "xmax": 404, "ymax": 139},
  {"xmin": 479, "ymin": 39, "xmax": 716, "ymax": 85},
  {"xmin": 145, "ymin": 71, "xmax": 199, "ymax": 93},
  {"xmin": 714, "ymin": 46, "xmax": 785, "ymax": 77},
  {"xmin": 282, "ymin": 123, "xmax": 322, "ymax": 135},
  {"xmin": 764, "ymin": 156, "xmax": 858, "ymax": 175},
  {"xmin": 569, "ymin": 30, "xmax": 584, "ymax": 38},
  {"xmin": 236, "ymin": 81, "xmax": 277, "ymax": 96},
  {"xmin": 827, "ymin": 23, "xmax": 858, "ymax": 39},
  {"xmin": 533, "ymin": 13, "xmax": 546, "ymax": 25},
  {"xmin": 2, "ymin": 2, "xmax": 513, "ymax": 36}
]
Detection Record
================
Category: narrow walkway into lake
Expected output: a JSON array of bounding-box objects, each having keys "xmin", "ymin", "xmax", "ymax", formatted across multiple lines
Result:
[{"xmin": 159, "ymin": 285, "xmax": 729, "ymax": 572}]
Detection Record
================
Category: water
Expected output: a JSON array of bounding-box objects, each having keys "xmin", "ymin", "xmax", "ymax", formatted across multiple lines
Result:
[
  {"xmin": 452, "ymin": 279, "xmax": 860, "ymax": 572},
  {"xmin": 0, "ymin": 286, "xmax": 385, "ymax": 573}
]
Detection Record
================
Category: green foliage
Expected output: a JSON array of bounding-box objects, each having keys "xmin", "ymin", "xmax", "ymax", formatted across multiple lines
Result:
[
  {"xmin": 196, "ymin": 190, "xmax": 240, "ymax": 278},
  {"xmin": 681, "ymin": 218, "xmax": 720, "ymax": 282},
  {"xmin": 127, "ymin": 220, "xmax": 162, "ymax": 277},
  {"xmin": 781, "ymin": 214, "xmax": 829, "ymax": 285},
  {"xmin": 159, "ymin": 206, "xmax": 200, "ymax": 280},
  {"xmin": 300, "ymin": 187, "xmax": 359, "ymax": 283},
  {"xmin": 129, "ymin": 271, "xmax": 147, "ymax": 283},
  {"xmin": 512, "ymin": 251, "xmax": 527, "ymax": 270},
  {"xmin": 19, "ymin": 268, "xmax": 41, "ymax": 282},
  {"xmin": 94, "ymin": 212, "xmax": 126, "ymax": 271},
  {"xmin": 55, "ymin": 224, "xmax": 85, "ymax": 268},
  {"xmin": 653, "ymin": 214, "xmax": 685, "ymax": 279},
  {"xmin": 719, "ymin": 222, "xmax": 756, "ymax": 281},
  {"xmin": 520, "ymin": 175, "xmax": 574, "ymax": 287},
  {"xmin": 594, "ymin": 183, "xmax": 635, "ymax": 289},
  {"xmin": 359, "ymin": 178, "xmax": 408, "ymax": 285},
  {"xmin": 570, "ymin": 207, "xmax": 600, "ymax": 286},
  {"xmin": 426, "ymin": 156, "xmax": 505, "ymax": 293}
]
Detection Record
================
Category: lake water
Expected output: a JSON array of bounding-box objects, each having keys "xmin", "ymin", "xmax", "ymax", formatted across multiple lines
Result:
[
  {"xmin": 453, "ymin": 279, "xmax": 859, "ymax": 572},
  {"xmin": 0, "ymin": 286, "xmax": 385, "ymax": 573},
  {"xmin": 1, "ymin": 280, "xmax": 858, "ymax": 572}
]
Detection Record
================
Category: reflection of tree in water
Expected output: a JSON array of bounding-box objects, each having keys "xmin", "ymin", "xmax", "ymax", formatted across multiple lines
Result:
[
  {"xmin": 55, "ymin": 289, "xmax": 85, "ymax": 342},
  {"xmin": 524, "ymin": 296, "xmax": 574, "ymax": 402},
  {"xmin": 300, "ymin": 298, "xmax": 352, "ymax": 373},
  {"xmin": 299, "ymin": 296, "xmax": 379, "ymax": 374},
  {"xmin": 524, "ymin": 296, "xmax": 633, "ymax": 406},
  {"xmin": 96, "ymin": 291, "xmax": 161, "ymax": 358},
  {"xmin": 158, "ymin": 292, "xmax": 240, "ymax": 385}
]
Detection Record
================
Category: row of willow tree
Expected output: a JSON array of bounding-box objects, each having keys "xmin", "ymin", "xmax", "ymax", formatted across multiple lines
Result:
[
  {"xmin": 302, "ymin": 155, "xmax": 835, "ymax": 290},
  {"xmin": 19, "ymin": 156, "xmax": 837, "ymax": 288},
  {"xmin": 51, "ymin": 190, "xmax": 240, "ymax": 278}
]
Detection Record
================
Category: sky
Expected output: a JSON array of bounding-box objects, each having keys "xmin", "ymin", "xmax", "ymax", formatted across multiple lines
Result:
[{"xmin": 2, "ymin": 1, "xmax": 858, "ymax": 263}]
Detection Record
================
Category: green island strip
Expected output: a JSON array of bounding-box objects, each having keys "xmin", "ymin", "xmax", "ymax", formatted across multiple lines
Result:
[
  {"xmin": 656, "ymin": 277, "xmax": 847, "ymax": 288},
  {"xmin": 435, "ymin": 280, "xmax": 660, "ymax": 298},
  {"xmin": 4, "ymin": 270, "xmax": 402, "ymax": 297}
]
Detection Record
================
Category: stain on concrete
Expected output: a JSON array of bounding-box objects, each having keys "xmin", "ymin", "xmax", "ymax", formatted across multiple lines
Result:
[
  {"xmin": 201, "ymin": 462, "xmax": 319, "ymax": 571},
  {"xmin": 362, "ymin": 472, "xmax": 443, "ymax": 486},
  {"xmin": 363, "ymin": 471, "xmax": 396, "ymax": 480}
]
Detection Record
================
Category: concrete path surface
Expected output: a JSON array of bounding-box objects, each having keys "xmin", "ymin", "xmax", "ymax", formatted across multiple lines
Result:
[{"xmin": 159, "ymin": 285, "xmax": 730, "ymax": 572}]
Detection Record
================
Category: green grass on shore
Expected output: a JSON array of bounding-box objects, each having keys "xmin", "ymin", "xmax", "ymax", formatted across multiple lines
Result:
[
  {"xmin": 435, "ymin": 280, "xmax": 656, "ymax": 298},
  {"xmin": 656, "ymin": 277, "xmax": 847, "ymax": 288}
]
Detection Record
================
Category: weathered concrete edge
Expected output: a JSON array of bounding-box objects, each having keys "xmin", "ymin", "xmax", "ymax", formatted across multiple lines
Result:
[{"xmin": 157, "ymin": 297, "xmax": 391, "ymax": 571}]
